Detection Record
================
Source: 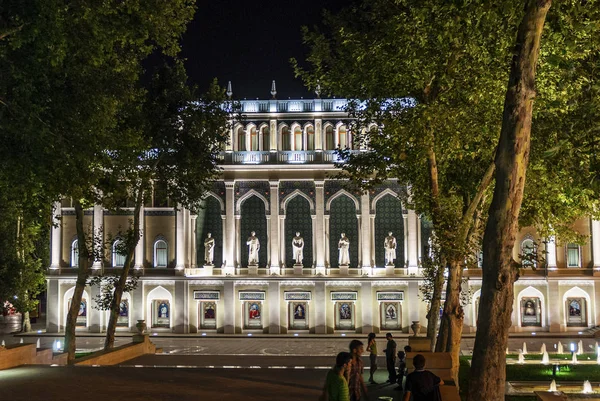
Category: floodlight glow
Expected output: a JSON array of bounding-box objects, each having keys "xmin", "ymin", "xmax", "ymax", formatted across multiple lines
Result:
[
  {"xmin": 570, "ymin": 343, "xmax": 575, "ymax": 352},
  {"xmin": 202, "ymin": 333, "xmax": 207, "ymax": 336},
  {"xmin": 531, "ymin": 332, "xmax": 536, "ymax": 335},
  {"xmin": 341, "ymin": 333, "xmax": 346, "ymax": 337},
  {"xmin": 248, "ymin": 333, "xmax": 252, "ymax": 336},
  {"xmin": 294, "ymin": 333, "xmax": 299, "ymax": 337}
]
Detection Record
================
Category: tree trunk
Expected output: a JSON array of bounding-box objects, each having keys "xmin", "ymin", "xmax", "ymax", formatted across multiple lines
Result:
[
  {"xmin": 21, "ymin": 310, "xmax": 31, "ymax": 333},
  {"xmin": 64, "ymin": 200, "xmax": 91, "ymax": 364},
  {"xmin": 104, "ymin": 189, "xmax": 143, "ymax": 350},
  {"xmin": 467, "ymin": 2, "xmax": 551, "ymax": 400},
  {"xmin": 426, "ymin": 265, "xmax": 444, "ymax": 350},
  {"xmin": 435, "ymin": 258, "xmax": 463, "ymax": 383}
]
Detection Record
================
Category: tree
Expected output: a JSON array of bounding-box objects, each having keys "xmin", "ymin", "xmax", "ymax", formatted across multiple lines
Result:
[
  {"xmin": 468, "ymin": 2, "xmax": 600, "ymax": 399},
  {"xmin": 294, "ymin": 0, "xmax": 518, "ymax": 369},
  {"xmin": 100, "ymin": 61, "xmax": 230, "ymax": 350},
  {"xmin": 1, "ymin": 0, "xmax": 197, "ymax": 363}
]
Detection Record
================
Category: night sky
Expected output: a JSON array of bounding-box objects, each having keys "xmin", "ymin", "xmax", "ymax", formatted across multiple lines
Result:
[{"xmin": 181, "ymin": 0, "xmax": 349, "ymax": 99}]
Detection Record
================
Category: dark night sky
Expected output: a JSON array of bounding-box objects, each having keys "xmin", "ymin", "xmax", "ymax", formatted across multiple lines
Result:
[{"xmin": 181, "ymin": 0, "xmax": 348, "ymax": 99}]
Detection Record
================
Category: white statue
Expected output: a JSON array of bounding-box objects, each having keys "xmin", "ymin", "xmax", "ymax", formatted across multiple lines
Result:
[
  {"xmin": 204, "ymin": 233, "xmax": 215, "ymax": 265},
  {"xmin": 384, "ymin": 232, "xmax": 397, "ymax": 266},
  {"xmin": 338, "ymin": 233, "xmax": 350, "ymax": 266},
  {"xmin": 292, "ymin": 232, "xmax": 304, "ymax": 265},
  {"xmin": 246, "ymin": 231, "xmax": 260, "ymax": 265}
]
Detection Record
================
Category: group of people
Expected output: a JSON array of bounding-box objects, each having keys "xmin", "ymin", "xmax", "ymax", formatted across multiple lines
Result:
[{"xmin": 320, "ymin": 333, "xmax": 443, "ymax": 401}]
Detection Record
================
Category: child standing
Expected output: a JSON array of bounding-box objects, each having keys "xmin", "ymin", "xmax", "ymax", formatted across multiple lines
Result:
[{"xmin": 394, "ymin": 350, "xmax": 406, "ymax": 391}]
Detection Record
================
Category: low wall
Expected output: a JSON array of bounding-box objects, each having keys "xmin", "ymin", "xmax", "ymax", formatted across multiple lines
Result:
[
  {"xmin": 0, "ymin": 344, "xmax": 66, "ymax": 370},
  {"xmin": 75, "ymin": 335, "xmax": 156, "ymax": 366}
]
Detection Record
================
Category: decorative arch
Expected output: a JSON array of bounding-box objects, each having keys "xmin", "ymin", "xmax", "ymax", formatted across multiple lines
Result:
[
  {"xmin": 516, "ymin": 286, "xmax": 546, "ymax": 328},
  {"xmin": 146, "ymin": 286, "xmax": 174, "ymax": 329},
  {"xmin": 104, "ymin": 291, "xmax": 131, "ymax": 329},
  {"xmin": 278, "ymin": 123, "xmax": 291, "ymax": 151},
  {"xmin": 563, "ymin": 286, "xmax": 592, "ymax": 327},
  {"xmin": 246, "ymin": 123, "xmax": 259, "ymax": 151},
  {"xmin": 282, "ymin": 189, "xmax": 315, "ymax": 215},
  {"xmin": 63, "ymin": 287, "xmax": 90, "ymax": 329},
  {"xmin": 71, "ymin": 237, "xmax": 79, "ymax": 267},
  {"xmin": 258, "ymin": 123, "xmax": 270, "ymax": 151},
  {"xmin": 153, "ymin": 235, "xmax": 168, "ymax": 267},
  {"xmin": 203, "ymin": 191, "xmax": 225, "ymax": 214},
  {"xmin": 112, "ymin": 238, "xmax": 125, "ymax": 267},
  {"xmin": 323, "ymin": 122, "xmax": 335, "ymax": 150},
  {"xmin": 371, "ymin": 188, "xmax": 401, "ymax": 212},
  {"xmin": 236, "ymin": 189, "xmax": 270, "ymax": 215},
  {"xmin": 326, "ymin": 189, "xmax": 360, "ymax": 213}
]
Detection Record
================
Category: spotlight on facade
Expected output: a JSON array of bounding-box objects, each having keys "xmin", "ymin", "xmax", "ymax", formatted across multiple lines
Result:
[
  {"xmin": 37, "ymin": 330, "xmax": 42, "ymax": 334},
  {"xmin": 341, "ymin": 333, "xmax": 346, "ymax": 337},
  {"xmin": 531, "ymin": 332, "xmax": 536, "ymax": 335},
  {"xmin": 248, "ymin": 333, "xmax": 253, "ymax": 336},
  {"xmin": 570, "ymin": 343, "xmax": 576, "ymax": 353},
  {"xmin": 294, "ymin": 333, "xmax": 299, "ymax": 337},
  {"xmin": 202, "ymin": 333, "xmax": 207, "ymax": 336}
]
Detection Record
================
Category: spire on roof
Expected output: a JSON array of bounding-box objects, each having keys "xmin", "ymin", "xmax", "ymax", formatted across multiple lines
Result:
[
  {"xmin": 270, "ymin": 80, "xmax": 277, "ymax": 99},
  {"xmin": 226, "ymin": 81, "xmax": 233, "ymax": 98}
]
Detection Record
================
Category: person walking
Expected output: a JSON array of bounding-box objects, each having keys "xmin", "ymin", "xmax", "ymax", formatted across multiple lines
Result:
[
  {"xmin": 366, "ymin": 333, "xmax": 378, "ymax": 384},
  {"xmin": 403, "ymin": 354, "xmax": 444, "ymax": 401},
  {"xmin": 348, "ymin": 340, "xmax": 368, "ymax": 401},
  {"xmin": 320, "ymin": 352, "xmax": 352, "ymax": 401},
  {"xmin": 384, "ymin": 333, "xmax": 397, "ymax": 384}
]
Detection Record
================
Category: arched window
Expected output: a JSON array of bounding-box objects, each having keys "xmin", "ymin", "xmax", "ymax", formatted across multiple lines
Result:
[
  {"xmin": 112, "ymin": 239, "xmax": 126, "ymax": 267},
  {"xmin": 521, "ymin": 238, "xmax": 536, "ymax": 268},
  {"xmin": 293, "ymin": 126, "xmax": 303, "ymax": 150},
  {"xmin": 325, "ymin": 125, "xmax": 334, "ymax": 150},
  {"xmin": 307, "ymin": 125, "xmax": 315, "ymax": 150},
  {"xmin": 154, "ymin": 239, "xmax": 168, "ymax": 268},
  {"xmin": 249, "ymin": 126, "xmax": 258, "ymax": 151},
  {"xmin": 338, "ymin": 125, "xmax": 348, "ymax": 148},
  {"xmin": 261, "ymin": 126, "xmax": 270, "ymax": 151},
  {"xmin": 237, "ymin": 127, "xmax": 246, "ymax": 151},
  {"xmin": 567, "ymin": 243, "xmax": 580, "ymax": 268},
  {"xmin": 281, "ymin": 126, "xmax": 291, "ymax": 150},
  {"xmin": 71, "ymin": 239, "xmax": 79, "ymax": 267}
]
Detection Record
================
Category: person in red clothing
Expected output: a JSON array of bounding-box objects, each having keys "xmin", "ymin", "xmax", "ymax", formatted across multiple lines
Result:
[{"xmin": 403, "ymin": 354, "xmax": 444, "ymax": 401}]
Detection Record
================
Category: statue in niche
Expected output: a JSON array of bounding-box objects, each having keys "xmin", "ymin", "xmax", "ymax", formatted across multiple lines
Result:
[
  {"xmin": 292, "ymin": 232, "xmax": 304, "ymax": 265},
  {"xmin": 204, "ymin": 233, "xmax": 215, "ymax": 265},
  {"xmin": 384, "ymin": 232, "xmax": 397, "ymax": 266},
  {"xmin": 246, "ymin": 231, "xmax": 260, "ymax": 265},
  {"xmin": 338, "ymin": 233, "xmax": 350, "ymax": 266}
]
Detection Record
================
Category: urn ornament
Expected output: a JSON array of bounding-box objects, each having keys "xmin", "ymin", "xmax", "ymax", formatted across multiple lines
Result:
[
  {"xmin": 136, "ymin": 319, "xmax": 147, "ymax": 335},
  {"xmin": 410, "ymin": 320, "xmax": 422, "ymax": 336}
]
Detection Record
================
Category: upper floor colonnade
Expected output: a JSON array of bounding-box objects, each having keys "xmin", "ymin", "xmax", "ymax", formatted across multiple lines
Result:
[{"xmin": 223, "ymin": 98, "xmax": 382, "ymax": 164}]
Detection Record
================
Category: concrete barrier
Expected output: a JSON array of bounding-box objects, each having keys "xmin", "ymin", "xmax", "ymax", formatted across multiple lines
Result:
[
  {"xmin": 408, "ymin": 337, "xmax": 432, "ymax": 352},
  {"xmin": 0, "ymin": 344, "xmax": 66, "ymax": 370},
  {"xmin": 405, "ymin": 351, "xmax": 454, "ymax": 382},
  {"xmin": 75, "ymin": 335, "xmax": 156, "ymax": 366},
  {"xmin": 534, "ymin": 391, "xmax": 568, "ymax": 401}
]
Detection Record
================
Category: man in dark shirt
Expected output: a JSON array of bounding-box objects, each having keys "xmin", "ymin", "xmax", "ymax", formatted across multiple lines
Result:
[
  {"xmin": 384, "ymin": 333, "xmax": 397, "ymax": 384},
  {"xmin": 403, "ymin": 354, "xmax": 444, "ymax": 401}
]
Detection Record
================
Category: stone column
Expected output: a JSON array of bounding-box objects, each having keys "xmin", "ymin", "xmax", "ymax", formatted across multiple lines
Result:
[
  {"xmin": 92, "ymin": 204, "xmax": 103, "ymax": 270},
  {"xmin": 225, "ymin": 181, "xmax": 236, "ymax": 271},
  {"xmin": 592, "ymin": 220, "xmax": 600, "ymax": 269},
  {"xmin": 46, "ymin": 279, "xmax": 59, "ymax": 333},
  {"xmin": 361, "ymin": 193, "xmax": 371, "ymax": 270},
  {"xmin": 190, "ymin": 215, "xmax": 197, "ymax": 268},
  {"xmin": 594, "ymin": 282, "xmax": 600, "ymax": 328},
  {"xmin": 324, "ymin": 215, "xmax": 331, "ymax": 269},
  {"xmin": 315, "ymin": 119, "xmax": 323, "ymax": 151},
  {"xmin": 315, "ymin": 281, "xmax": 327, "ymax": 334},
  {"xmin": 403, "ymin": 214, "xmax": 409, "ymax": 263},
  {"xmin": 269, "ymin": 181, "xmax": 280, "ymax": 273},
  {"xmin": 361, "ymin": 281, "xmax": 373, "ymax": 333},
  {"xmin": 134, "ymin": 205, "xmax": 144, "ymax": 269},
  {"xmin": 175, "ymin": 207, "xmax": 185, "ymax": 271},
  {"xmin": 174, "ymin": 280, "xmax": 188, "ymax": 333},
  {"xmin": 408, "ymin": 281, "xmax": 420, "ymax": 324},
  {"xmin": 311, "ymin": 215, "xmax": 317, "ymax": 268},
  {"xmin": 270, "ymin": 120, "xmax": 277, "ymax": 151},
  {"xmin": 407, "ymin": 210, "xmax": 419, "ymax": 274},
  {"xmin": 546, "ymin": 236, "xmax": 557, "ymax": 269},
  {"xmin": 279, "ymin": 215, "xmax": 286, "ymax": 268},
  {"xmin": 315, "ymin": 181, "xmax": 326, "ymax": 273},
  {"xmin": 417, "ymin": 215, "xmax": 422, "ymax": 261},
  {"xmin": 547, "ymin": 280, "xmax": 561, "ymax": 332},
  {"xmin": 357, "ymin": 214, "xmax": 362, "ymax": 269},
  {"xmin": 370, "ymin": 216, "xmax": 376, "ymax": 268},
  {"xmin": 235, "ymin": 216, "xmax": 241, "ymax": 268},
  {"xmin": 50, "ymin": 202, "xmax": 61, "ymax": 270},
  {"xmin": 268, "ymin": 281, "xmax": 281, "ymax": 333},
  {"xmin": 89, "ymin": 284, "xmax": 102, "ymax": 333},
  {"xmin": 224, "ymin": 280, "xmax": 235, "ymax": 334},
  {"xmin": 131, "ymin": 282, "xmax": 144, "ymax": 331},
  {"xmin": 221, "ymin": 215, "xmax": 227, "ymax": 267}
]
